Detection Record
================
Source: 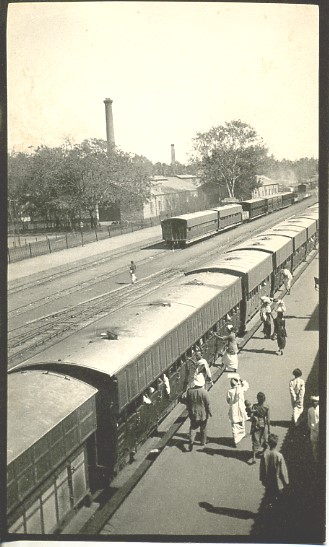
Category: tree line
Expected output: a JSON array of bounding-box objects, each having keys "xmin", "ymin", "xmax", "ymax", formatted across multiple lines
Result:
[{"xmin": 8, "ymin": 120, "xmax": 318, "ymax": 230}]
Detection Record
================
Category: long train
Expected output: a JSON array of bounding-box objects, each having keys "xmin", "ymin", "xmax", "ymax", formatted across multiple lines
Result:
[
  {"xmin": 7, "ymin": 203, "xmax": 318, "ymax": 534},
  {"xmin": 161, "ymin": 191, "xmax": 309, "ymax": 247}
]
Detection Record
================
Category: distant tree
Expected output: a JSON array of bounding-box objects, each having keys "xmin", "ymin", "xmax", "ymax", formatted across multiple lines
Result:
[
  {"xmin": 8, "ymin": 139, "xmax": 153, "ymax": 230},
  {"xmin": 152, "ymin": 162, "xmax": 174, "ymax": 177},
  {"xmin": 262, "ymin": 156, "xmax": 318, "ymax": 186},
  {"xmin": 191, "ymin": 120, "xmax": 268, "ymax": 199},
  {"xmin": 293, "ymin": 158, "xmax": 318, "ymax": 182}
]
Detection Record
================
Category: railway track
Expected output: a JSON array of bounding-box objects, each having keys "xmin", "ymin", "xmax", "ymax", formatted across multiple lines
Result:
[
  {"xmin": 8, "ymin": 198, "xmax": 316, "ymax": 368},
  {"xmin": 9, "ymin": 199, "xmax": 314, "ymax": 319},
  {"xmin": 8, "ymin": 267, "xmax": 179, "ymax": 368}
]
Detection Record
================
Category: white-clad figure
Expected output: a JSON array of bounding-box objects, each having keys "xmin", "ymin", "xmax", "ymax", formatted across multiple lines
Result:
[{"xmin": 307, "ymin": 396, "xmax": 319, "ymax": 462}]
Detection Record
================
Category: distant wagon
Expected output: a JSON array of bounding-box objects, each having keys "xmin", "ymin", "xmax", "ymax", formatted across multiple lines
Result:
[{"xmin": 161, "ymin": 204, "xmax": 243, "ymax": 247}]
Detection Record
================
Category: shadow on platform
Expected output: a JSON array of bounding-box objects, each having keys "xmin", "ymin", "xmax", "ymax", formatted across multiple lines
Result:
[
  {"xmin": 199, "ymin": 502, "xmax": 256, "ymax": 520},
  {"xmin": 201, "ymin": 447, "xmax": 251, "ymax": 463},
  {"xmin": 249, "ymin": 351, "xmax": 325, "ymax": 543},
  {"xmin": 241, "ymin": 348, "xmax": 277, "ymax": 355}
]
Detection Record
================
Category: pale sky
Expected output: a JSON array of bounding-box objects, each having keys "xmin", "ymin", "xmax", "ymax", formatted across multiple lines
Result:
[{"xmin": 7, "ymin": 2, "xmax": 319, "ymax": 164}]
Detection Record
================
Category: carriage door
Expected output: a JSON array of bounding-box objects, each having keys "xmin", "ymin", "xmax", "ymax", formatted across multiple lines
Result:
[{"xmin": 70, "ymin": 449, "xmax": 88, "ymax": 506}]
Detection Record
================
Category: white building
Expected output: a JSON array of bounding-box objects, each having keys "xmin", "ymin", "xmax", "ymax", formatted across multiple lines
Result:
[
  {"xmin": 252, "ymin": 175, "xmax": 279, "ymax": 198},
  {"xmin": 143, "ymin": 175, "xmax": 205, "ymax": 218}
]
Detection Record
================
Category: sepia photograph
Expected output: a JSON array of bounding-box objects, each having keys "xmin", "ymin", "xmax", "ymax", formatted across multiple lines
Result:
[{"xmin": 4, "ymin": 1, "xmax": 324, "ymax": 543}]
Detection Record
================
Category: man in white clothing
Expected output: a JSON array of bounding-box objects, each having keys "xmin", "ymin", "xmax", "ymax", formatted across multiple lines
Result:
[
  {"xmin": 281, "ymin": 268, "xmax": 293, "ymax": 294},
  {"xmin": 289, "ymin": 368, "xmax": 305, "ymax": 426},
  {"xmin": 307, "ymin": 396, "xmax": 319, "ymax": 462},
  {"xmin": 226, "ymin": 377, "xmax": 249, "ymax": 446}
]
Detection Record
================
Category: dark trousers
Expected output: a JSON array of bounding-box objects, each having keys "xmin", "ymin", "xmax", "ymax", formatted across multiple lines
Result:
[
  {"xmin": 277, "ymin": 335, "xmax": 286, "ymax": 350},
  {"xmin": 189, "ymin": 418, "xmax": 208, "ymax": 445}
]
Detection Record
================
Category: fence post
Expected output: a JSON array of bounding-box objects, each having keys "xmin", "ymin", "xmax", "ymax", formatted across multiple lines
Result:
[
  {"xmin": 47, "ymin": 237, "xmax": 52, "ymax": 253},
  {"xmin": 150, "ymin": 217, "xmax": 153, "ymax": 226},
  {"xmin": 108, "ymin": 226, "xmax": 111, "ymax": 238},
  {"xmin": 95, "ymin": 227, "xmax": 98, "ymax": 241},
  {"xmin": 66, "ymin": 234, "xmax": 68, "ymax": 249},
  {"xmin": 131, "ymin": 222, "xmax": 134, "ymax": 232},
  {"xmin": 29, "ymin": 243, "xmax": 32, "ymax": 257}
]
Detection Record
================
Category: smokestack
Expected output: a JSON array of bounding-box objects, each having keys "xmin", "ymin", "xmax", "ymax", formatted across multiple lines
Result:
[
  {"xmin": 171, "ymin": 144, "xmax": 176, "ymax": 166},
  {"xmin": 104, "ymin": 98, "xmax": 115, "ymax": 150}
]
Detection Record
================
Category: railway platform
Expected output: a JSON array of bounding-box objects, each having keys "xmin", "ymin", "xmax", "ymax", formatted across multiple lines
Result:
[{"xmin": 75, "ymin": 252, "xmax": 323, "ymax": 542}]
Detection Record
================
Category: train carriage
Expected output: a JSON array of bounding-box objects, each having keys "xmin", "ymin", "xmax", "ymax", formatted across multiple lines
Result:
[
  {"xmin": 263, "ymin": 223, "xmax": 308, "ymax": 271},
  {"xmin": 285, "ymin": 216, "xmax": 318, "ymax": 253},
  {"xmin": 238, "ymin": 198, "xmax": 267, "ymax": 219},
  {"xmin": 279, "ymin": 191, "xmax": 295, "ymax": 208},
  {"xmin": 185, "ymin": 249, "xmax": 273, "ymax": 334},
  {"xmin": 7, "ymin": 372, "xmax": 97, "ymax": 534},
  {"xmin": 161, "ymin": 210, "xmax": 218, "ymax": 246},
  {"xmin": 212, "ymin": 204, "xmax": 243, "ymax": 230},
  {"xmin": 265, "ymin": 194, "xmax": 283, "ymax": 212},
  {"xmin": 297, "ymin": 210, "xmax": 319, "ymax": 230},
  {"xmin": 284, "ymin": 216, "xmax": 317, "ymax": 239},
  {"xmin": 226, "ymin": 233, "xmax": 294, "ymax": 296}
]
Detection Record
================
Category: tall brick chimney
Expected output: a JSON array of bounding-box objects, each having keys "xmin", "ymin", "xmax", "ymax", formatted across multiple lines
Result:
[
  {"xmin": 171, "ymin": 144, "xmax": 176, "ymax": 166},
  {"xmin": 104, "ymin": 98, "xmax": 115, "ymax": 150}
]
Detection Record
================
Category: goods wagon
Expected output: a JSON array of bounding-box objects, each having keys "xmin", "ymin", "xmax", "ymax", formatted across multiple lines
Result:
[
  {"xmin": 161, "ymin": 210, "xmax": 218, "ymax": 246},
  {"xmin": 265, "ymin": 194, "xmax": 282, "ymax": 213},
  {"xmin": 238, "ymin": 198, "xmax": 267, "ymax": 219},
  {"xmin": 279, "ymin": 191, "xmax": 295, "ymax": 208},
  {"xmin": 212, "ymin": 204, "xmax": 243, "ymax": 230},
  {"xmin": 161, "ymin": 193, "xmax": 298, "ymax": 246}
]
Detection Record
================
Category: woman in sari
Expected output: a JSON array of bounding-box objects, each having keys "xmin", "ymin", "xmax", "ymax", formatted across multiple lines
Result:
[{"xmin": 226, "ymin": 377, "xmax": 249, "ymax": 447}]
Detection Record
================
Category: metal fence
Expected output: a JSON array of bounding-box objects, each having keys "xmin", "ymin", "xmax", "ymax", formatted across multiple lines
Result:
[{"xmin": 7, "ymin": 216, "xmax": 163, "ymax": 263}]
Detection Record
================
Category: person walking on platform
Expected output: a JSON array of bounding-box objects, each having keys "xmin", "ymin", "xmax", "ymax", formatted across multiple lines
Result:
[
  {"xmin": 185, "ymin": 373, "xmax": 212, "ymax": 451},
  {"xmin": 249, "ymin": 392, "xmax": 271, "ymax": 464},
  {"xmin": 226, "ymin": 377, "xmax": 249, "ymax": 447},
  {"xmin": 307, "ymin": 396, "xmax": 319, "ymax": 462},
  {"xmin": 129, "ymin": 260, "xmax": 137, "ymax": 284},
  {"xmin": 260, "ymin": 296, "xmax": 274, "ymax": 338},
  {"xmin": 214, "ymin": 324, "xmax": 239, "ymax": 372},
  {"xmin": 259, "ymin": 433, "xmax": 289, "ymax": 509},
  {"xmin": 289, "ymin": 368, "xmax": 305, "ymax": 426},
  {"xmin": 273, "ymin": 311, "xmax": 287, "ymax": 355},
  {"xmin": 281, "ymin": 268, "xmax": 293, "ymax": 294}
]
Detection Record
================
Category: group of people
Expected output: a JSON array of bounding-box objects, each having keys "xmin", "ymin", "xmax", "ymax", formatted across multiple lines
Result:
[
  {"xmin": 260, "ymin": 296, "xmax": 288, "ymax": 355},
  {"xmin": 183, "ymin": 359, "xmax": 319, "ymax": 506},
  {"xmin": 258, "ymin": 267, "xmax": 294, "ymax": 355}
]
